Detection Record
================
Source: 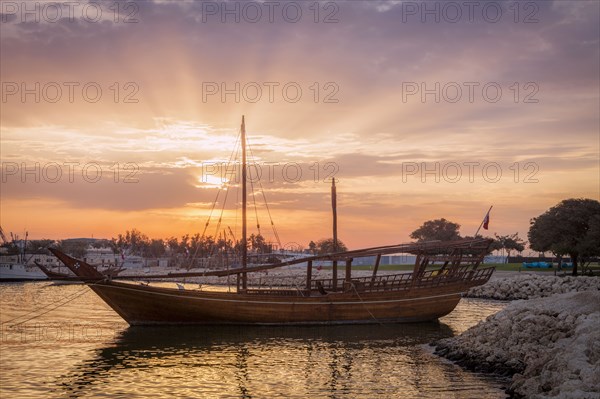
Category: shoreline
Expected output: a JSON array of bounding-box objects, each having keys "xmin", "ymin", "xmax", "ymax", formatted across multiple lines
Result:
[
  {"xmin": 466, "ymin": 274, "xmax": 600, "ymax": 300},
  {"xmin": 435, "ymin": 275, "xmax": 599, "ymax": 399}
]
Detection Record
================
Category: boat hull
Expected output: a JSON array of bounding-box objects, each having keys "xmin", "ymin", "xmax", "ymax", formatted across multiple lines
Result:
[
  {"xmin": 48, "ymin": 242, "xmax": 494, "ymax": 326},
  {"xmin": 88, "ymin": 281, "xmax": 468, "ymax": 326},
  {"xmin": 0, "ymin": 263, "xmax": 48, "ymax": 282}
]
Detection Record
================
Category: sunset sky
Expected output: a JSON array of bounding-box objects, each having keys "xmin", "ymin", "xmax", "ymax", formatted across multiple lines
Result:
[{"xmin": 1, "ymin": 0, "xmax": 599, "ymax": 252}]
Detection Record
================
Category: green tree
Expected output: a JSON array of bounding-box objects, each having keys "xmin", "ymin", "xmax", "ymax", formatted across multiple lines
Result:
[
  {"xmin": 0, "ymin": 242, "xmax": 20, "ymax": 255},
  {"xmin": 528, "ymin": 198, "xmax": 600, "ymax": 276},
  {"xmin": 112, "ymin": 229, "xmax": 150, "ymax": 256},
  {"xmin": 91, "ymin": 239, "xmax": 112, "ymax": 249},
  {"xmin": 57, "ymin": 239, "xmax": 89, "ymax": 258},
  {"xmin": 147, "ymin": 239, "xmax": 166, "ymax": 258},
  {"xmin": 410, "ymin": 218, "xmax": 461, "ymax": 242},
  {"xmin": 493, "ymin": 233, "xmax": 526, "ymax": 262},
  {"xmin": 579, "ymin": 214, "xmax": 600, "ymax": 271},
  {"xmin": 316, "ymin": 238, "xmax": 348, "ymax": 254},
  {"xmin": 249, "ymin": 234, "xmax": 272, "ymax": 253},
  {"xmin": 26, "ymin": 239, "xmax": 55, "ymax": 254},
  {"xmin": 166, "ymin": 236, "xmax": 181, "ymax": 254},
  {"xmin": 126, "ymin": 229, "xmax": 149, "ymax": 255}
]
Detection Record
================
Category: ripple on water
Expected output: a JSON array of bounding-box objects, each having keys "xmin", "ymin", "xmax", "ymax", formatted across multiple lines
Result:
[{"xmin": 1, "ymin": 282, "xmax": 509, "ymax": 398}]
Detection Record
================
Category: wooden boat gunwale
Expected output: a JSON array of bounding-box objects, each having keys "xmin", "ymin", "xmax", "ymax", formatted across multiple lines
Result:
[{"xmin": 49, "ymin": 240, "xmax": 495, "ymax": 325}]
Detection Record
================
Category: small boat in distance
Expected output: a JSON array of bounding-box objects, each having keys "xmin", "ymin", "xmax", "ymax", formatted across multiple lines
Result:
[
  {"xmin": 49, "ymin": 117, "xmax": 495, "ymax": 325},
  {"xmin": 0, "ymin": 228, "xmax": 49, "ymax": 282},
  {"xmin": 0, "ymin": 261, "xmax": 48, "ymax": 282}
]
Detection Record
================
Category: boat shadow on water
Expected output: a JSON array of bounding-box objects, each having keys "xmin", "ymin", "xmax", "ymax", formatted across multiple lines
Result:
[{"xmin": 52, "ymin": 322, "xmax": 460, "ymax": 398}]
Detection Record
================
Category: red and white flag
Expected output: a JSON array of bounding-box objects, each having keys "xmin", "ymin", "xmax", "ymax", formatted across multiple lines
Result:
[
  {"xmin": 475, "ymin": 206, "xmax": 493, "ymax": 236},
  {"xmin": 483, "ymin": 212, "xmax": 490, "ymax": 230}
]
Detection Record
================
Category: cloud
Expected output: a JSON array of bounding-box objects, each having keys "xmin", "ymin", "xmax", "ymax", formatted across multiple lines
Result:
[{"xmin": 1, "ymin": 0, "xmax": 598, "ymax": 244}]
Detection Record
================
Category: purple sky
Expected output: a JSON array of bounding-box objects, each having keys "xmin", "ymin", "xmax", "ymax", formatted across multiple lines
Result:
[{"xmin": 1, "ymin": 0, "xmax": 599, "ymax": 250}]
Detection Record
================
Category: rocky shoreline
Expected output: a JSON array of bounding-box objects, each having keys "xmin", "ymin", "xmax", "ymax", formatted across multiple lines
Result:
[
  {"xmin": 436, "ymin": 280, "xmax": 600, "ymax": 399},
  {"xmin": 466, "ymin": 274, "xmax": 600, "ymax": 300}
]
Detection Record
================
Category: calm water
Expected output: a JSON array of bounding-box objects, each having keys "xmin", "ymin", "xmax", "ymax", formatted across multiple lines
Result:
[{"xmin": 0, "ymin": 282, "xmax": 509, "ymax": 398}]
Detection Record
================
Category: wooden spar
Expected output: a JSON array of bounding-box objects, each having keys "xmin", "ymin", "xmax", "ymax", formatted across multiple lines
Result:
[
  {"xmin": 46, "ymin": 239, "xmax": 493, "ymax": 284},
  {"xmin": 331, "ymin": 178, "xmax": 338, "ymax": 290},
  {"xmin": 332, "ymin": 260, "xmax": 338, "ymax": 291},
  {"xmin": 306, "ymin": 260, "xmax": 313, "ymax": 290},
  {"xmin": 241, "ymin": 115, "xmax": 247, "ymax": 290},
  {"xmin": 345, "ymin": 258, "xmax": 352, "ymax": 282},
  {"xmin": 84, "ymin": 238, "xmax": 493, "ymax": 281},
  {"xmin": 413, "ymin": 253, "xmax": 421, "ymax": 271},
  {"xmin": 332, "ymin": 178, "xmax": 338, "ymax": 250},
  {"xmin": 370, "ymin": 253, "xmax": 381, "ymax": 287},
  {"xmin": 412, "ymin": 252, "xmax": 427, "ymax": 285}
]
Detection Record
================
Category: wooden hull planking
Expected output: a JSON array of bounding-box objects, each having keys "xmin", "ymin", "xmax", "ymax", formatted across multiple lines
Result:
[
  {"xmin": 48, "ymin": 240, "xmax": 494, "ymax": 326},
  {"xmin": 88, "ymin": 280, "xmax": 476, "ymax": 325}
]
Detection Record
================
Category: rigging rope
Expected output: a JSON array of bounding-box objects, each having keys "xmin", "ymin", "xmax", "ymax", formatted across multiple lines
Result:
[
  {"xmin": 191, "ymin": 122, "xmax": 283, "ymax": 267},
  {"xmin": 211, "ymin": 133, "xmax": 241, "ymax": 257},
  {"xmin": 245, "ymin": 136, "xmax": 262, "ymax": 237},
  {"xmin": 249, "ymin": 169, "xmax": 261, "ymax": 236},
  {"xmin": 191, "ymin": 130, "xmax": 241, "ymax": 264},
  {"xmin": 247, "ymin": 139, "xmax": 282, "ymax": 249},
  {"xmin": 2, "ymin": 285, "xmax": 91, "ymax": 327}
]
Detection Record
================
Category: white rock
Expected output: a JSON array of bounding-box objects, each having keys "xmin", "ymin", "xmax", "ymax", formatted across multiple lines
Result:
[
  {"xmin": 435, "ymin": 291, "xmax": 600, "ymax": 399},
  {"xmin": 467, "ymin": 275, "xmax": 600, "ymax": 300}
]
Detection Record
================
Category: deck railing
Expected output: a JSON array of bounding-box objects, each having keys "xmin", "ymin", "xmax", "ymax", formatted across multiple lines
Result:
[{"xmin": 243, "ymin": 266, "xmax": 494, "ymax": 296}]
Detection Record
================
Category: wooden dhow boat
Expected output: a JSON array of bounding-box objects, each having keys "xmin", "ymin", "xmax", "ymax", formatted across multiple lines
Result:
[
  {"xmin": 49, "ymin": 117, "xmax": 495, "ymax": 325},
  {"xmin": 49, "ymin": 239, "xmax": 494, "ymax": 325}
]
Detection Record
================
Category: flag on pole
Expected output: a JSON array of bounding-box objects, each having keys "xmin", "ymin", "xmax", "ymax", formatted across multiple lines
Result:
[
  {"xmin": 474, "ymin": 205, "xmax": 493, "ymax": 237},
  {"xmin": 483, "ymin": 212, "xmax": 490, "ymax": 230}
]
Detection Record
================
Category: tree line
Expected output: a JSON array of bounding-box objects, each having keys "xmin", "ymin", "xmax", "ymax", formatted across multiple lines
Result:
[
  {"xmin": 2, "ymin": 198, "xmax": 598, "ymax": 275},
  {"xmin": 409, "ymin": 218, "xmax": 526, "ymax": 258},
  {"xmin": 3, "ymin": 230, "xmax": 345, "ymax": 261},
  {"xmin": 408, "ymin": 198, "xmax": 600, "ymax": 275}
]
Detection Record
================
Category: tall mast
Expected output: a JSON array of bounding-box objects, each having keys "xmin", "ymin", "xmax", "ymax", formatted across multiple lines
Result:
[
  {"xmin": 331, "ymin": 178, "xmax": 338, "ymax": 290},
  {"xmin": 241, "ymin": 115, "xmax": 248, "ymax": 290},
  {"xmin": 332, "ymin": 178, "xmax": 337, "ymax": 251}
]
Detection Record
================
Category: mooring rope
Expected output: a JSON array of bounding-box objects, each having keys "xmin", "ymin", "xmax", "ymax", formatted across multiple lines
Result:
[
  {"xmin": 352, "ymin": 284, "xmax": 384, "ymax": 326},
  {"xmin": 2, "ymin": 285, "xmax": 91, "ymax": 328}
]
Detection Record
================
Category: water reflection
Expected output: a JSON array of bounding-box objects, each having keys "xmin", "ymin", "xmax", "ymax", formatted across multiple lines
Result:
[
  {"xmin": 53, "ymin": 323, "xmax": 507, "ymax": 399},
  {"xmin": 1, "ymin": 284, "xmax": 507, "ymax": 398}
]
